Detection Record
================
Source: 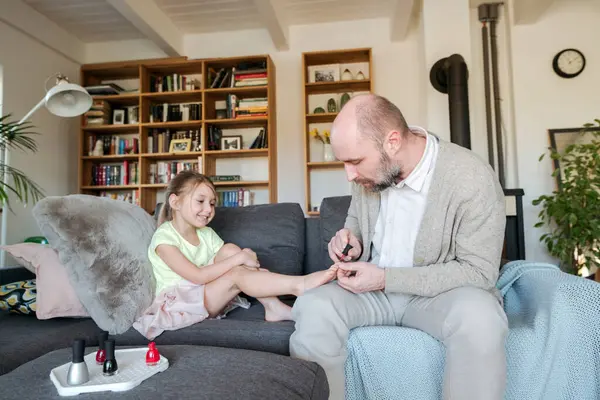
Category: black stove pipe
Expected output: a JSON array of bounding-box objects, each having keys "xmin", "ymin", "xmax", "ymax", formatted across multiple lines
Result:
[{"xmin": 430, "ymin": 54, "xmax": 471, "ymax": 150}]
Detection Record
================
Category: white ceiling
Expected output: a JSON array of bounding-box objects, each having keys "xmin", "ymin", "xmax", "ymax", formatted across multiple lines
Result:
[
  {"xmin": 22, "ymin": 0, "xmax": 146, "ymax": 42},
  {"xmin": 23, "ymin": 0, "xmax": 403, "ymax": 41}
]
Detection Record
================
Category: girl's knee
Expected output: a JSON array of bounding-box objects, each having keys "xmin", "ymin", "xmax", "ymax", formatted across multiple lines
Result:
[{"xmin": 216, "ymin": 243, "xmax": 242, "ymax": 261}]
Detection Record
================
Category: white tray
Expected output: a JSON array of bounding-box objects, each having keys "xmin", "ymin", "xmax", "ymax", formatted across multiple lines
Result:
[{"xmin": 49, "ymin": 347, "xmax": 169, "ymax": 397}]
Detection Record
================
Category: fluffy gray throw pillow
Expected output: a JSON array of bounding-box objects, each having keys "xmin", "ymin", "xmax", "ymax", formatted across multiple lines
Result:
[{"xmin": 32, "ymin": 194, "xmax": 156, "ymax": 334}]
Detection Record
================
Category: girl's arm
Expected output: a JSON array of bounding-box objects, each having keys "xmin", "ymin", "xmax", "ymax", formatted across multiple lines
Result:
[{"xmin": 155, "ymin": 244, "xmax": 245, "ymax": 285}]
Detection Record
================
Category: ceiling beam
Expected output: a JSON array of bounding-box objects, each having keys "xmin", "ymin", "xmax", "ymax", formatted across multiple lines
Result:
[
  {"xmin": 512, "ymin": 0, "xmax": 555, "ymax": 24},
  {"xmin": 253, "ymin": 0, "xmax": 288, "ymax": 51},
  {"xmin": 0, "ymin": 0, "xmax": 85, "ymax": 64},
  {"xmin": 390, "ymin": 0, "xmax": 419, "ymax": 42},
  {"xmin": 106, "ymin": 0, "xmax": 183, "ymax": 57}
]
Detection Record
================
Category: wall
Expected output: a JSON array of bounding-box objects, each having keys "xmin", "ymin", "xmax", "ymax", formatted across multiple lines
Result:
[
  {"xmin": 509, "ymin": 0, "xmax": 600, "ymax": 263},
  {"xmin": 0, "ymin": 20, "xmax": 80, "ymax": 265}
]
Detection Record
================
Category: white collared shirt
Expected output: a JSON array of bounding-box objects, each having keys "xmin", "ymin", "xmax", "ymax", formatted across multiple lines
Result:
[{"xmin": 370, "ymin": 127, "xmax": 439, "ymax": 268}]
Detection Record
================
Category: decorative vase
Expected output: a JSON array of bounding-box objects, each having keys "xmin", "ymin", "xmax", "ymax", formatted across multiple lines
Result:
[
  {"xmin": 341, "ymin": 68, "xmax": 353, "ymax": 81},
  {"xmin": 340, "ymin": 93, "xmax": 350, "ymax": 109},
  {"xmin": 323, "ymin": 143, "xmax": 335, "ymax": 162},
  {"xmin": 327, "ymin": 98, "xmax": 337, "ymax": 113}
]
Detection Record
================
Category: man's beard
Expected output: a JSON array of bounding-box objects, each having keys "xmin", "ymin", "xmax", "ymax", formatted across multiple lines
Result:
[{"xmin": 357, "ymin": 153, "xmax": 402, "ymax": 192}]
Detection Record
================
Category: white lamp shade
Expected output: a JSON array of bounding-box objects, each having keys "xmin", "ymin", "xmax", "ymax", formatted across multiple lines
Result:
[{"xmin": 45, "ymin": 81, "xmax": 92, "ymax": 117}]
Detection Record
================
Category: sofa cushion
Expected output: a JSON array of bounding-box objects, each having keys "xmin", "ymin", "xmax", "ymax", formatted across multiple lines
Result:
[
  {"xmin": 0, "ymin": 313, "xmax": 101, "ymax": 376},
  {"xmin": 32, "ymin": 195, "xmax": 157, "ymax": 335},
  {"xmin": 114, "ymin": 299, "xmax": 295, "ymax": 356},
  {"xmin": 208, "ymin": 203, "xmax": 305, "ymax": 276},
  {"xmin": 0, "ymin": 345, "xmax": 329, "ymax": 400},
  {"xmin": 319, "ymin": 196, "xmax": 351, "ymax": 267}
]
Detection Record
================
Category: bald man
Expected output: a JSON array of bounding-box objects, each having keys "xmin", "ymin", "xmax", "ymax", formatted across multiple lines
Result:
[{"xmin": 289, "ymin": 94, "xmax": 508, "ymax": 400}]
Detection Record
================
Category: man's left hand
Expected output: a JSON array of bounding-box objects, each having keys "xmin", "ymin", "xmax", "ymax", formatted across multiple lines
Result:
[{"xmin": 334, "ymin": 261, "xmax": 385, "ymax": 293}]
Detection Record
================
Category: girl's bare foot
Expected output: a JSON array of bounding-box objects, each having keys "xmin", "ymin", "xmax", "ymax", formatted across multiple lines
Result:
[
  {"xmin": 297, "ymin": 265, "xmax": 338, "ymax": 295},
  {"xmin": 260, "ymin": 297, "xmax": 293, "ymax": 322}
]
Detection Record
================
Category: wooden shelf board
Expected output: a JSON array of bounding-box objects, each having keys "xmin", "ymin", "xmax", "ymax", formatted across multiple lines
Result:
[
  {"xmin": 205, "ymin": 117, "xmax": 268, "ymax": 128},
  {"xmin": 303, "ymin": 48, "xmax": 371, "ymax": 65},
  {"xmin": 305, "ymin": 79, "xmax": 370, "ymax": 95},
  {"xmin": 146, "ymin": 60, "xmax": 203, "ymax": 75},
  {"xmin": 142, "ymin": 121, "xmax": 202, "ymax": 129},
  {"xmin": 91, "ymin": 93, "xmax": 140, "ymax": 105},
  {"xmin": 141, "ymin": 180, "xmax": 269, "ymax": 188},
  {"xmin": 82, "ymin": 124, "xmax": 140, "ymax": 133},
  {"xmin": 81, "ymin": 185, "xmax": 138, "ymax": 190},
  {"xmin": 141, "ymin": 152, "xmax": 203, "ymax": 160},
  {"xmin": 141, "ymin": 184, "xmax": 167, "ymax": 189},
  {"xmin": 306, "ymin": 113, "xmax": 338, "ymax": 124},
  {"xmin": 204, "ymin": 149, "xmax": 268, "ymax": 158},
  {"xmin": 214, "ymin": 180, "xmax": 269, "ymax": 187},
  {"xmin": 142, "ymin": 90, "xmax": 203, "ymax": 103},
  {"xmin": 82, "ymin": 154, "xmax": 140, "ymax": 161},
  {"xmin": 205, "ymin": 55, "xmax": 268, "ymax": 69},
  {"xmin": 307, "ymin": 161, "xmax": 344, "ymax": 169}
]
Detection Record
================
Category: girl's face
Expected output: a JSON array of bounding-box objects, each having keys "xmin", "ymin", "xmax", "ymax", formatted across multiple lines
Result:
[{"xmin": 172, "ymin": 183, "xmax": 216, "ymax": 228}]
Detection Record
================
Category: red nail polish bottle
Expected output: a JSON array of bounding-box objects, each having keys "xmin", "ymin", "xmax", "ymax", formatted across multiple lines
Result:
[
  {"xmin": 146, "ymin": 342, "xmax": 160, "ymax": 366},
  {"xmin": 96, "ymin": 331, "xmax": 108, "ymax": 365}
]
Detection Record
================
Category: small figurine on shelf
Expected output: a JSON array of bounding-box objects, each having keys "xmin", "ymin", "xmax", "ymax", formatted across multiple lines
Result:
[{"xmin": 146, "ymin": 342, "xmax": 160, "ymax": 366}]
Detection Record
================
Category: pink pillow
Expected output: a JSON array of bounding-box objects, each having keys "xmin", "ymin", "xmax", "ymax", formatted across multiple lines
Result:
[{"xmin": 1, "ymin": 243, "xmax": 89, "ymax": 319}]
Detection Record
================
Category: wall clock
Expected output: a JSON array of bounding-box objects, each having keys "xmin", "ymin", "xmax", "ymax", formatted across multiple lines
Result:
[{"xmin": 552, "ymin": 48, "xmax": 586, "ymax": 78}]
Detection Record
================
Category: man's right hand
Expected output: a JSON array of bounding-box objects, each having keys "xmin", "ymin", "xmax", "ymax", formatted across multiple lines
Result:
[{"xmin": 328, "ymin": 228, "xmax": 361, "ymax": 263}]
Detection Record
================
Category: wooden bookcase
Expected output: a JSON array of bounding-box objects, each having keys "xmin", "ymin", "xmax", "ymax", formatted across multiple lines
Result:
[
  {"xmin": 78, "ymin": 55, "xmax": 277, "ymax": 215},
  {"xmin": 302, "ymin": 48, "xmax": 373, "ymax": 216}
]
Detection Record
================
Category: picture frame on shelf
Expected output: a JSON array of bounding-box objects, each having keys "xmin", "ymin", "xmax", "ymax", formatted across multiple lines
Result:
[
  {"xmin": 113, "ymin": 109, "xmax": 125, "ymax": 125},
  {"xmin": 221, "ymin": 135, "xmax": 242, "ymax": 151},
  {"xmin": 308, "ymin": 64, "xmax": 340, "ymax": 83},
  {"xmin": 169, "ymin": 138, "xmax": 192, "ymax": 153}
]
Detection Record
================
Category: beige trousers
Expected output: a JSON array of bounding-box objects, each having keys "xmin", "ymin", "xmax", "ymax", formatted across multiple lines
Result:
[{"xmin": 289, "ymin": 281, "xmax": 508, "ymax": 400}]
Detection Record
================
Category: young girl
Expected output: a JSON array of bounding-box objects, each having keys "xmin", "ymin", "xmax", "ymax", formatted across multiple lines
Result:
[{"xmin": 133, "ymin": 170, "xmax": 337, "ymax": 339}]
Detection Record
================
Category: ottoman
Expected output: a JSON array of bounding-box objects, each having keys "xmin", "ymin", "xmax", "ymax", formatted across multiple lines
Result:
[{"xmin": 0, "ymin": 345, "xmax": 329, "ymax": 400}]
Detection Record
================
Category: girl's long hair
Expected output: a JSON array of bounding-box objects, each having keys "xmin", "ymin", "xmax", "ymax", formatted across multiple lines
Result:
[{"xmin": 157, "ymin": 171, "xmax": 216, "ymax": 226}]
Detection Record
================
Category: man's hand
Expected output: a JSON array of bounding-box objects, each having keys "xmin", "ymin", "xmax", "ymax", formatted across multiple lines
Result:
[
  {"xmin": 334, "ymin": 261, "xmax": 385, "ymax": 294},
  {"xmin": 328, "ymin": 228, "xmax": 362, "ymax": 263}
]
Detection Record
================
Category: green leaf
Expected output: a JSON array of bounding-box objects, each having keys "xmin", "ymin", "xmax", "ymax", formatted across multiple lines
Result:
[{"xmin": 539, "ymin": 153, "xmax": 545, "ymax": 162}]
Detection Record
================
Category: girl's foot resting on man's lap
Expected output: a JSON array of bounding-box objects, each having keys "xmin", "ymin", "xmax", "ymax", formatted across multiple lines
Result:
[{"xmin": 299, "ymin": 265, "xmax": 338, "ymax": 295}]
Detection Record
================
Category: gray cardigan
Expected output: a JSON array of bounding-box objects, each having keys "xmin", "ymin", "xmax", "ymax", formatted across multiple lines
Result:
[{"xmin": 345, "ymin": 137, "xmax": 506, "ymax": 297}]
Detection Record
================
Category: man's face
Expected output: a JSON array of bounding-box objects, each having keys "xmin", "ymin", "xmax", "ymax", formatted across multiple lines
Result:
[{"xmin": 332, "ymin": 129, "xmax": 402, "ymax": 192}]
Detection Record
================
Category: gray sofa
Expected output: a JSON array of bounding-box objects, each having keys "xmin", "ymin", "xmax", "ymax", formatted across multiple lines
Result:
[{"xmin": 0, "ymin": 196, "xmax": 351, "ymax": 378}]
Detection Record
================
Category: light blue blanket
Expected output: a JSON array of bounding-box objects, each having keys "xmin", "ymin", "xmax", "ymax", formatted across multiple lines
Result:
[{"xmin": 345, "ymin": 260, "xmax": 600, "ymax": 399}]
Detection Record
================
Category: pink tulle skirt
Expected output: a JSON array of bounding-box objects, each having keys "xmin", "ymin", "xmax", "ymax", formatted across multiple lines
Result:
[{"xmin": 133, "ymin": 280, "xmax": 250, "ymax": 340}]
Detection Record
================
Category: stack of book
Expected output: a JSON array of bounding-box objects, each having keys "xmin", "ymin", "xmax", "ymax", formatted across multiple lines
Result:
[
  {"xmin": 236, "ymin": 97, "xmax": 267, "ymax": 118},
  {"xmin": 84, "ymin": 100, "xmax": 111, "ymax": 125}
]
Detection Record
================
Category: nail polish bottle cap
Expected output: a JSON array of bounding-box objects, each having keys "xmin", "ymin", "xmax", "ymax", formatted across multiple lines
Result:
[
  {"xmin": 98, "ymin": 331, "xmax": 108, "ymax": 350},
  {"xmin": 105, "ymin": 339, "xmax": 115, "ymax": 361},
  {"xmin": 72, "ymin": 339, "xmax": 85, "ymax": 363}
]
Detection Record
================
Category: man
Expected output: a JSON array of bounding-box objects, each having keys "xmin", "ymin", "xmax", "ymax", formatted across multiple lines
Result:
[{"xmin": 289, "ymin": 94, "xmax": 508, "ymax": 400}]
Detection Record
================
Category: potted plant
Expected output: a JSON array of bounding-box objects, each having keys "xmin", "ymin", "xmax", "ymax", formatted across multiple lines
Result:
[
  {"xmin": 533, "ymin": 120, "xmax": 600, "ymax": 277},
  {"xmin": 0, "ymin": 113, "xmax": 44, "ymax": 212}
]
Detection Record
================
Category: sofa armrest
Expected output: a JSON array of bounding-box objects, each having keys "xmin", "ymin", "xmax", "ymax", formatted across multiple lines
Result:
[{"xmin": 0, "ymin": 266, "xmax": 35, "ymax": 285}]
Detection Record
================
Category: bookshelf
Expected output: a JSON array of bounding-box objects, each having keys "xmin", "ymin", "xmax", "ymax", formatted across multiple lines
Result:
[
  {"xmin": 302, "ymin": 48, "xmax": 373, "ymax": 216},
  {"xmin": 79, "ymin": 55, "xmax": 276, "ymax": 215}
]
